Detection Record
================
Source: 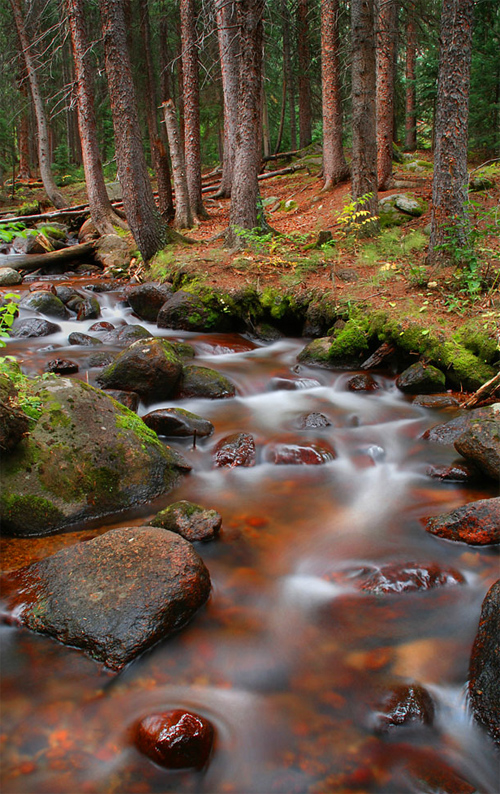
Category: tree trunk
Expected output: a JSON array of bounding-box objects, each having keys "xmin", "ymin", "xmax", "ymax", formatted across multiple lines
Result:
[
  {"xmin": 139, "ymin": 0, "xmax": 174, "ymax": 220},
  {"xmin": 404, "ymin": 12, "xmax": 417, "ymax": 151},
  {"xmin": 10, "ymin": 0, "xmax": 66, "ymax": 208},
  {"xmin": 321, "ymin": 0, "xmax": 349, "ymax": 190},
  {"xmin": 66, "ymin": 0, "xmax": 125, "ymax": 235},
  {"xmin": 351, "ymin": 0, "xmax": 378, "ymax": 230},
  {"xmin": 17, "ymin": 73, "xmax": 31, "ymax": 181},
  {"xmin": 297, "ymin": 0, "xmax": 312, "ymax": 148},
  {"xmin": 376, "ymin": 0, "xmax": 398, "ymax": 190},
  {"xmin": 226, "ymin": 0, "xmax": 265, "ymax": 249},
  {"xmin": 180, "ymin": 0, "xmax": 207, "ymax": 219},
  {"xmin": 281, "ymin": 0, "xmax": 297, "ymax": 151},
  {"xmin": 428, "ymin": 0, "xmax": 474, "ymax": 262},
  {"xmin": 163, "ymin": 99, "xmax": 193, "ymax": 229},
  {"xmin": 215, "ymin": 0, "xmax": 240, "ymax": 198},
  {"xmin": 99, "ymin": 0, "xmax": 167, "ymax": 261}
]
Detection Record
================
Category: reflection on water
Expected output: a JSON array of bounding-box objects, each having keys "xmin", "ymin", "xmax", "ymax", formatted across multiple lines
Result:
[{"xmin": 1, "ymin": 283, "xmax": 498, "ymax": 793}]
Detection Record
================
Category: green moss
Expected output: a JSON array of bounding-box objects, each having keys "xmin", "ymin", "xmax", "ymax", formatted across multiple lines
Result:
[
  {"xmin": 328, "ymin": 318, "xmax": 370, "ymax": 360},
  {"xmin": 452, "ymin": 324, "xmax": 499, "ymax": 364},
  {"xmin": 0, "ymin": 493, "xmax": 64, "ymax": 535},
  {"xmin": 115, "ymin": 405, "xmax": 163, "ymax": 448},
  {"xmin": 438, "ymin": 342, "xmax": 496, "ymax": 390}
]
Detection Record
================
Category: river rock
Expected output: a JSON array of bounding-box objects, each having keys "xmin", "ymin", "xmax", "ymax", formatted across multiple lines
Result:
[
  {"xmin": 157, "ymin": 291, "xmax": 212, "ymax": 332},
  {"xmin": 214, "ymin": 432, "xmax": 256, "ymax": 467},
  {"xmin": 88, "ymin": 321, "xmax": 115, "ymax": 333},
  {"xmin": 396, "ymin": 361, "xmax": 446, "ymax": 394},
  {"xmin": 96, "ymin": 338, "xmax": 183, "ymax": 400},
  {"xmin": 125, "ymin": 282, "xmax": 174, "ymax": 322},
  {"xmin": 413, "ymin": 394, "xmax": 459, "ymax": 408},
  {"xmin": 266, "ymin": 442, "xmax": 336, "ymax": 465},
  {"xmin": 454, "ymin": 403, "xmax": 500, "ymax": 481},
  {"xmin": 424, "ymin": 497, "xmax": 500, "ymax": 545},
  {"xmin": 0, "ymin": 400, "xmax": 30, "ymax": 452},
  {"xmin": 422, "ymin": 412, "xmax": 471, "ymax": 444},
  {"xmin": 142, "ymin": 407, "xmax": 214, "ymax": 437},
  {"xmin": 76, "ymin": 296, "xmax": 101, "ymax": 321},
  {"xmin": 5, "ymin": 526, "xmax": 211, "ymax": 669},
  {"xmin": 176, "ymin": 365, "xmax": 236, "ymax": 400},
  {"xmin": 0, "ymin": 267, "xmax": 22, "ymax": 286},
  {"xmin": 11, "ymin": 318, "xmax": 61, "ymax": 338},
  {"xmin": 426, "ymin": 461, "xmax": 479, "ymax": 483},
  {"xmin": 0, "ymin": 376, "xmax": 188, "ymax": 536},
  {"xmin": 372, "ymin": 683, "xmax": 435, "ymax": 732},
  {"xmin": 102, "ymin": 324, "xmax": 153, "ymax": 346},
  {"xmin": 44, "ymin": 358, "xmax": 79, "ymax": 375},
  {"xmin": 104, "ymin": 389, "xmax": 140, "ymax": 411},
  {"xmin": 150, "ymin": 500, "xmax": 222, "ymax": 542},
  {"xmin": 359, "ymin": 561, "xmax": 465, "ymax": 594},
  {"xmin": 134, "ymin": 709, "xmax": 214, "ymax": 769},
  {"xmin": 297, "ymin": 412, "xmax": 332, "ymax": 429},
  {"xmin": 87, "ymin": 351, "xmax": 116, "ymax": 368},
  {"xmin": 55, "ymin": 285, "xmax": 81, "ymax": 304},
  {"xmin": 68, "ymin": 331, "xmax": 102, "ymax": 346},
  {"xmin": 347, "ymin": 374, "xmax": 380, "ymax": 392},
  {"xmin": 12, "ymin": 233, "xmax": 45, "ymax": 254},
  {"xmin": 95, "ymin": 233, "xmax": 134, "ymax": 270},
  {"xmin": 468, "ymin": 580, "xmax": 500, "ymax": 746},
  {"xmin": 19, "ymin": 290, "xmax": 69, "ymax": 320}
]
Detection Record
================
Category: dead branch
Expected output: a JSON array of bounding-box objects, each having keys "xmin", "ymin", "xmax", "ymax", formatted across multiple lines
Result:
[{"xmin": 0, "ymin": 242, "xmax": 95, "ymax": 271}]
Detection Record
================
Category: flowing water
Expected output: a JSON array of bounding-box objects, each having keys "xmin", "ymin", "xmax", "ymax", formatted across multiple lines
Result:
[{"xmin": 1, "ymin": 277, "xmax": 498, "ymax": 793}]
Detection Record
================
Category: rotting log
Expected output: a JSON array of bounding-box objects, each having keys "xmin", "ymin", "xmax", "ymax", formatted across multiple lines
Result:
[
  {"xmin": 361, "ymin": 342, "xmax": 396, "ymax": 370},
  {"xmin": 0, "ymin": 242, "xmax": 96, "ymax": 272},
  {"xmin": 463, "ymin": 372, "xmax": 500, "ymax": 408},
  {"xmin": 202, "ymin": 164, "xmax": 311, "ymax": 195}
]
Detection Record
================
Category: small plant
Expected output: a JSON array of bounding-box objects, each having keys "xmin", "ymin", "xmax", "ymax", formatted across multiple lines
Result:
[
  {"xmin": 335, "ymin": 192, "xmax": 378, "ymax": 241},
  {"xmin": 0, "ymin": 222, "xmax": 28, "ymax": 243},
  {"xmin": 0, "ymin": 293, "xmax": 20, "ymax": 347}
]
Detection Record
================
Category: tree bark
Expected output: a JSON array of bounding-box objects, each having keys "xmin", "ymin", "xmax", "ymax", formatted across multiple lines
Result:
[
  {"xmin": 215, "ymin": 0, "xmax": 240, "ymax": 198},
  {"xmin": 376, "ymin": 0, "xmax": 398, "ymax": 190},
  {"xmin": 404, "ymin": 12, "xmax": 417, "ymax": 151},
  {"xmin": 428, "ymin": 0, "xmax": 474, "ymax": 262},
  {"xmin": 351, "ymin": 0, "xmax": 378, "ymax": 230},
  {"xmin": 163, "ymin": 99, "xmax": 193, "ymax": 229},
  {"xmin": 180, "ymin": 0, "xmax": 207, "ymax": 219},
  {"xmin": 10, "ymin": 0, "xmax": 66, "ymax": 209},
  {"xmin": 226, "ymin": 0, "xmax": 265, "ymax": 248},
  {"xmin": 297, "ymin": 0, "xmax": 312, "ymax": 148},
  {"xmin": 99, "ymin": 0, "xmax": 167, "ymax": 261},
  {"xmin": 0, "ymin": 242, "xmax": 95, "ymax": 272},
  {"xmin": 281, "ymin": 0, "xmax": 297, "ymax": 151},
  {"xmin": 17, "ymin": 72, "xmax": 31, "ymax": 181},
  {"xmin": 321, "ymin": 0, "xmax": 349, "ymax": 190},
  {"xmin": 66, "ymin": 0, "xmax": 124, "ymax": 235}
]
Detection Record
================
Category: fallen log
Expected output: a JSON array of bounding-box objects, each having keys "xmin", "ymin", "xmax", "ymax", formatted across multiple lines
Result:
[
  {"xmin": 0, "ymin": 242, "xmax": 96, "ymax": 272},
  {"xmin": 0, "ymin": 198, "xmax": 124, "ymax": 226},
  {"xmin": 202, "ymin": 164, "xmax": 311, "ymax": 195},
  {"xmin": 361, "ymin": 342, "xmax": 396, "ymax": 370},
  {"xmin": 462, "ymin": 372, "xmax": 500, "ymax": 408}
]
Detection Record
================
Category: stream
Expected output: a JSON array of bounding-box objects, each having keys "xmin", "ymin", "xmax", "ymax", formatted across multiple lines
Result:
[{"xmin": 1, "ymin": 275, "xmax": 498, "ymax": 793}]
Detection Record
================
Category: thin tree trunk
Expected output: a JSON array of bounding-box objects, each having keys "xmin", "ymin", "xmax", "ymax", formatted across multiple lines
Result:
[
  {"xmin": 215, "ymin": 0, "xmax": 240, "ymax": 198},
  {"xmin": 17, "ymin": 73, "xmax": 31, "ymax": 180},
  {"xmin": 180, "ymin": 0, "xmax": 207, "ymax": 219},
  {"xmin": 66, "ymin": 0, "xmax": 125, "ymax": 235},
  {"xmin": 99, "ymin": 0, "xmax": 167, "ymax": 260},
  {"xmin": 274, "ymin": 76, "xmax": 287, "ymax": 155},
  {"xmin": 297, "ymin": 0, "xmax": 312, "ymax": 148},
  {"xmin": 428, "ymin": 0, "xmax": 474, "ymax": 262},
  {"xmin": 377, "ymin": 0, "xmax": 398, "ymax": 190},
  {"xmin": 10, "ymin": 0, "xmax": 66, "ymax": 208},
  {"xmin": 321, "ymin": 0, "xmax": 349, "ymax": 190},
  {"xmin": 163, "ymin": 99, "xmax": 193, "ymax": 229},
  {"xmin": 404, "ymin": 13, "xmax": 417, "ymax": 151},
  {"xmin": 262, "ymin": 80, "xmax": 271, "ymax": 158},
  {"xmin": 351, "ymin": 0, "xmax": 378, "ymax": 230},
  {"xmin": 281, "ymin": 0, "xmax": 297, "ymax": 151}
]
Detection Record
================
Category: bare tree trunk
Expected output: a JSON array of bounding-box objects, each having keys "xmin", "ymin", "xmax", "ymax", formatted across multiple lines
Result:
[
  {"xmin": 99, "ymin": 0, "xmax": 167, "ymax": 260},
  {"xmin": 180, "ymin": 0, "xmax": 207, "ymax": 219},
  {"xmin": 139, "ymin": 0, "xmax": 174, "ymax": 220},
  {"xmin": 404, "ymin": 12, "xmax": 417, "ymax": 151},
  {"xmin": 377, "ymin": 0, "xmax": 398, "ymax": 190},
  {"xmin": 66, "ymin": 0, "xmax": 125, "ymax": 235},
  {"xmin": 226, "ymin": 0, "xmax": 265, "ymax": 248},
  {"xmin": 163, "ymin": 99, "xmax": 193, "ymax": 229},
  {"xmin": 428, "ymin": 0, "xmax": 474, "ymax": 263},
  {"xmin": 262, "ymin": 80, "xmax": 271, "ymax": 158},
  {"xmin": 281, "ymin": 0, "xmax": 297, "ymax": 151},
  {"xmin": 10, "ymin": 0, "xmax": 66, "ymax": 208},
  {"xmin": 274, "ymin": 77, "xmax": 287, "ymax": 155},
  {"xmin": 17, "ymin": 73, "xmax": 31, "ymax": 181},
  {"xmin": 215, "ymin": 0, "xmax": 240, "ymax": 198},
  {"xmin": 351, "ymin": 0, "xmax": 378, "ymax": 230},
  {"xmin": 321, "ymin": 0, "xmax": 349, "ymax": 190},
  {"xmin": 297, "ymin": 0, "xmax": 312, "ymax": 148}
]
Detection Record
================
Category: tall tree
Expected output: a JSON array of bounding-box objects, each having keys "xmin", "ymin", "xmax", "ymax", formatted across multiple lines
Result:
[
  {"xmin": 99, "ymin": 0, "xmax": 166, "ymax": 260},
  {"xmin": 297, "ymin": 0, "xmax": 312, "ymax": 148},
  {"xmin": 226, "ymin": 0, "xmax": 265, "ymax": 248},
  {"xmin": 10, "ymin": 0, "xmax": 66, "ymax": 208},
  {"xmin": 321, "ymin": 0, "xmax": 349, "ymax": 190},
  {"xmin": 180, "ymin": 0, "xmax": 207, "ymax": 219},
  {"xmin": 16, "ymin": 69, "xmax": 31, "ymax": 181},
  {"xmin": 376, "ymin": 0, "xmax": 398, "ymax": 190},
  {"xmin": 215, "ymin": 0, "xmax": 239, "ymax": 198},
  {"xmin": 281, "ymin": 0, "xmax": 297, "ymax": 151},
  {"xmin": 428, "ymin": 0, "xmax": 474, "ymax": 262},
  {"xmin": 351, "ymin": 0, "xmax": 378, "ymax": 227},
  {"xmin": 66, "ymin": 0, "xmax": 124, "ymax": 234},
  {"xmin": 404, "ymin": 8, "xmax": 417, "ymax": 151}
]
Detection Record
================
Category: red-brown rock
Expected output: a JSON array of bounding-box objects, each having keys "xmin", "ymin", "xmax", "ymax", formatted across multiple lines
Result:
[
  {"xmin": 468, "ymin": 579, "xmax": 500, "ymax": 746},
  {"xmin": 134, "ymin": 709, "xmax": 214, "ymax": 768},
  {"xmin": 426, "ymin": 461, "xmax": 479, "ymax": 482},
  {"xmin": 424, "ymin": 498, "xmax": 500, "ymax": 546},
  {"xmin": 267, "ymin": 442, "xmax": 336, "ymax": 465},
  {"xmin": 359, "ymin": 561, "xmax": 465, "ymax": 594},
  {"xmin": 213, "ymin": 433, "xmax": 256, "ymax": 467},
  {"xmin": 372, "ymin": 683, "xmax": 435, "ymax": 732},
  {"xmin": 347, "ymin": 374, "xmax": 380, "ymax": 392}
]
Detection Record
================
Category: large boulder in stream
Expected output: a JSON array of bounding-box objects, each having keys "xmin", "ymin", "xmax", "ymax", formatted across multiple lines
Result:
[
  {"xmin": 96, "ymin": 338, "xmax": 183, "ymax": 400},
  {"xmin": 468, "ymin": 580, "xmax": 500, "ymax": 747},
  {"xmin": 4, "ymin": 526, "xmax": 211, "ymax": 670},
  {"xmin": 454, "ymin": 403, "xmax": 500, "ymax": 480},
  {"xmin": 125, "ymin": 281, "xmax": 174, "ymax": 322},
  {"xmin": 0, "ymin": 375, "xmax": 189, "ymax": 536},
  {"xmin": 176, "ymin": 365, "xmax": 237, "ymax": 400}
]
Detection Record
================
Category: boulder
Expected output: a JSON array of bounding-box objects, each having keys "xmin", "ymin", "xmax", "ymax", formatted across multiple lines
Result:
[
  {"xmin": 396, "ymin": 361, "xmax": 446, "ymax": 394},
  {"xmin": 347, "ymin": 374, "xmax": 380, "ymax": 392},
  {"xmin": 19, "ymin": 290, "xmax": 69, "ymax": 319},
  {"xmin": 0, "ymin": 267, "xmax": 22, "ymax": 286},
  {"xmin": 454, "ymin": 403, "xmax": 500, "ymax": 481},
  {"xmin": 125, "ymin": 282, "xmax": 174, "ymax": 322},
  {"xmin": 5, "ymin": 526, "xmax": 211, "ymax": 670},
  {"xmin": 371, "ymin": 683, "xmax": 435, "ymax": 733},
  {"xmin": 142, "ymin": 407, "xmax": 214, "ymax": 438},
  {"xmin": 11, "ymin": 318, "xmax": 61, "ymax": 338},
  {"xmin": 44, "ymin": 359, "xmax": 79, "ymax": 375},
  {"xmin": 359, "ymin": 561, "xmax": 465, "ymax": 594},
  {"xmin": 76, "ymin": 296, "xmax": 101, "ymax": 321},
  {"xmin": 394, "ymin": 194, "xmax": 425, "ymax": 216},
  {"xmin": 96, "ymin": 338, "xmax": 182, "ymax": 400},
  {"xmin": 214, "ymin": 433, "xmax": 256, "ymax": 467},
  {"xmin": 102, "ymin": 324, "xmax": 153, "ymax": 346},
  {"xmin": 104, "ymin": 389, "xmax": 140, "ymax": 411},
  {"xmin": 468, "ymin": 580, "xmax": 500, "ymax": 747},
  {"xmin": 88, "ymin": 321, "xmax": 115, "ymax": 333},
  {"xmin": 0, "ymin": 400, "xmax": 30, "ymax": 452},
  {"xmin": 134, "ymin": 709, "xmax": 214, "ymax": 769},
  {"xmin": 422, "ymin": 412, "xmax": 471, "ymax": 444},
  {"xmin": 68, "ymin": 331, "xmax": 102, "ymax": 346},
  {"xmin": 424, "ymin": 497, "xmax": 500, "ymax": 546},
  {"xmin": 94, "ymin": 233, "xmax": 134, "ymax": 271},
  {"xmin": 266, "ymin": 442, "xmax": 336, "ymax": 465},
  {"xmin": 176, "ymin": 365, "xmax": 236, "ymax": 400},
  {"xmin": 150, "ymin": 500, "xmax": 222, "ymax": 542},
  {"xmin": 0, "ymin": 376, "xmax": 188, "ymax": 536},
  {"xmin": 157, "ymin": 291, "xmax": 212, "ymax": 332}
]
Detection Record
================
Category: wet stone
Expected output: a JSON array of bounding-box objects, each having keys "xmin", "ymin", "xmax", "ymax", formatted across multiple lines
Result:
[
  {"xmin": 267, "ymin": 442, "xmax": 336, "ymax": 465},
  {"xmin": 143, "ymin": 407, "xmax": 214, "ymax": 438},
  {"xmin": 468, "ymin": 579, "xmax": 500, "ymax": 747},
  {"xmin": 88, "ymin": 321, "xmax": 115, "ymax": 333},
  {"xmin": 413, "ymin": 394, "xmax": 459, "ymax": 408},
  {"xmin": 87, "ymin": 351, "xmax": 116, "ymax": 368},
  {"xmin": 396, "ymin": 361, "xmax": 446, "ymax": 394},
  {"xmin": 76, "ymin": 297, "xmax": 101, "ymax": 321},
  {"xmin": 0, "ymin": 267, "xmax": 22, "ymax": 286},
  {"xmin": 44, "ymin": 359, "xmax": 79, "ymax": 375},
  {"xmin": 134, "ymin": 709, "xmax": 214, "ymax": 769},
  {"xmin": 176, "ymin": 365, "xmax": 237, "ymax": 400},
  {"xmin": 96, "ymin": 338, "xmax": 182, "ymax": 401},
  {"xmin": 422, "ymin": 408, "xmax": 490, "ymax": 445},
  {"xmin": 424, "ymin": 497, "xmax": 500, "ymax": 546},
  {"xmin": 347, "ymin": 373, "xmax": 380, "ymax": 392},
  {"xmin": 297, "ymin": 412, "xmax": 331, "ymax": 429},
  {"xmin": 454, "ymin": 403, "xmax": 500, "ymax": 481},
  {"xmin": 11, "ymin": 318, "xmax": 61, "ymax": 338},
  {"xmin": 125, "ymin": 282, "xmax": 174, "ymax": 322},
  {"xmin": 372, "ymin": 683, "xmax": 435, "ymax": 732},
  {"xmin": 0, "ymin": 400, "xmax": 30, "ymax": 453},
  {"xmin": 104, "ymin": 390, "xmax": 140, "ymax": 412},
  {"xmin": 214, "ymin": 432, "xmax": 256, "ymax": 468},
  {"xmin": 426, "ymin": 462, "xmax": 479, "ymax": 483},
  {"xmin": 358, "ymin": 561, "xmax": 465, "ymax": 594},
  {"xmin": 150, "ymin": 500, "xmax": 222, "ymax": 542},
  {"xmin": 68, "ymin": 331, "xmax": 102, "ymax": 346}
]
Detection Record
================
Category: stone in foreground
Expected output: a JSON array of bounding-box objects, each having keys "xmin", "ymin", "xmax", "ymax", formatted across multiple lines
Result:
[
  {"xmin": 424, "ymin": 498, "xmax": 500, "ymax": 546},
  {"xmin": 468, "ymin": 579, "xmax": 500, "ymax": 747},
  {"xmin": 134, "ymin": 709, "xmax": 214, "ymax": 769},
  {"xmin": 6, "ymin": 527, "xmax": 211, "ymax": 670},
  {"xmin": 96, "ymin": 338, "xmax": 182, "ymax": 400}
]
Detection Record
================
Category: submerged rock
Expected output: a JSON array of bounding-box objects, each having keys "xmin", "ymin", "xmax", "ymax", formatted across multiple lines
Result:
[
  {"xmin": 424, "ymin": 498, "xmax": 500, "ymax": 546},
  {"xmin": 372, "ymin": 683, "xmax": 435, "ymax": 732},
  {"xmin": 468, "ymin": 580, "xmax": 500, "ymax": 747},
  {"xmin": 134, "ymin": 709, "xmax": 214, "ymax": 769},
  {"xmin": 214, "ymin": 432, "xmax": 256, "ymax": 467},
  {"xmin": 266, "ymin": 442, "xmax": 336, "ymax": 465},
  {"xmin": 347, "ymin": 373, "xmax": 380, "ymax": 392},
  {"xmin": 454, "ymin": 403, "xmax": 500, "ymax": 481},
  {"xmin": 0, "ymin": 376, "xmax": 188, "ymax": 536},
  {"xmin": 5, "ymin": 526, "xmax": 211, "ymax": 670},
  {"xmin": 359, "ymin": 561, "xmax": 465, "ymax": 594},
  {"xmin": 150, "ymin": 500, "xmax": 222, "ymax": 542},
  {"xmin": 176, "ymin": 365, "xmax": 236, "ymax": 400},
  {"xmin": 96, "ymin": 338, "xmax": 182, "ymax": 400},
  {"xmin": 143, "ymin": 407, "xmax": 214, "ymax": 438},
  {"xmin": 396, "ymin": 361, "xmax": 446, "ymax": 394},
  {"xmin": 426, "ymin": 462, "xmax": 479, "ymax": 483},
  {"xmin": 297, "ymin": 412, "xmax": 331, "ymax": 429}
]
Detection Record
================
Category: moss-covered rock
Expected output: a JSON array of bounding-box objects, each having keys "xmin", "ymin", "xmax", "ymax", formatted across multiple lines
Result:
[
  {"xmin": 150, "ymin": 500, "xmax": 222, "ymax": 542},
  {"xmin": 0, "ymin": 375, "xmax": 188, "ymax": 537},
  {"xmin": 96, "ymin": 338, "xmax": 182, "ymax": 400},
  {"xmin": 396, "ymin": 361, "xmax": 446, "ymax": 394},
  {"xmin": 176, "ymin": 365, "xmax": 236, "ymax": 400}
]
